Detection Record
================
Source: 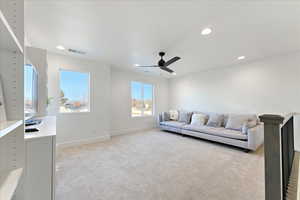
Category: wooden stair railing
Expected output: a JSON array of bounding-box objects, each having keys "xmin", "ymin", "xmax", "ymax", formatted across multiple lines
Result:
[{"xmin": 259, "ymin": 114, "xmax": 295, "ymax": 200}]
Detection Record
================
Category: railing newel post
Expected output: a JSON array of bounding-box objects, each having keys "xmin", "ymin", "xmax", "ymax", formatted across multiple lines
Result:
[{"xmin": 259, "ymin": 114, "xmax": 284, "ymax": 200}]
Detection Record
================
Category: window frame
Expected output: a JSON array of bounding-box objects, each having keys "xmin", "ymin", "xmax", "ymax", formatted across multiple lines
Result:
[
  {"xmin": 131, "ymin": 81, "xmax": 155, "ymax": 118},
  {"xmin": 59, "ymin": 68, "xmax": 91, "ymax": 114}
]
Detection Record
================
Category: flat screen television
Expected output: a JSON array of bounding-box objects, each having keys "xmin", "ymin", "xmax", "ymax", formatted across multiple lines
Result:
[{"xmin": 24, "ymin": 64, "xmax": 38, "ymax": 118}]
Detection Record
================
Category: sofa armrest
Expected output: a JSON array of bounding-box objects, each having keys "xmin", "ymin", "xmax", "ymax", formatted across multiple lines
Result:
[{"xmin": 247, "ymin": 123, "xmax": 264, "ymax": 151}]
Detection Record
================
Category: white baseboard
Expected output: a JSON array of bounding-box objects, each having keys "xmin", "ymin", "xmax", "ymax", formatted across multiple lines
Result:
[
  {"xmin": 110, "ymin": 127, "xmax": 155, "ymax": 136},
  {"xmin": 57, "ymin": 134, "xmax": 111, "ymax": 150},
  {"xmin": 56, "ymin": 127, "xmax": 158, "ymax": 149}
]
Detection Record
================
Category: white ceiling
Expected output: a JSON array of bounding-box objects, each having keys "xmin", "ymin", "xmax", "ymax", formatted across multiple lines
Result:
[{"xmin": 25, "ymin": 0, "xmax": 300, "ymax": 77}]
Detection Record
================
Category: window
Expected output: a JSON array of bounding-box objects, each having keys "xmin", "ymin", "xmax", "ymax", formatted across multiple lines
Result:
[
  {"xmin": 131, "ymin": 81, "xmax": 154, "ymax": 117},
  {"xmin": 59, "ymin": 70, "xmax": 90, "ymax": 113},
  {"xmin": 24, "ymin": 64, "xmax": 38, "ymax": 116}
]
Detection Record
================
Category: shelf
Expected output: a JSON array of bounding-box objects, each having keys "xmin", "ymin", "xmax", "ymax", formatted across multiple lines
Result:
[
  {"xmin": 0, "ymin": 10, "xmax": 23, "ymax": 54},
  {"xmin": 0, "ymin": 120, "xmax": 23, "ymax": 138},
  {"xmin": 0, "ymin": 168, "xmax": 23, "ymax": 200}
]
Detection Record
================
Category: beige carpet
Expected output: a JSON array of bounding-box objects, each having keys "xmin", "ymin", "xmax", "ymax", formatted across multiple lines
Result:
[{"xmin": 56, "ymin": 130, "xmax": 264, "ymax": 200}]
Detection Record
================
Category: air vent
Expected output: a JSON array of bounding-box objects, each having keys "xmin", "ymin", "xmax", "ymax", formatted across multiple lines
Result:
[{"xmin": 68, "ymin": 48, "xmax": 86, "ymax": 55}]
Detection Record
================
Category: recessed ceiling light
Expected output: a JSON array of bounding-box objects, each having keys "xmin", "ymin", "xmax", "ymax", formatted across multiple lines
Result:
[
  {"xmin": 172, "ymin": 72, "xmax": 177, "ymax": 75},
  {"xmin": 237, "ymin": 56, "xmax": 246, "ymax": 60},
  {"xmin": 56, "ymin": 45, "xmax": 65, "ymax": 50},
  {"xmin": 201, "ymin": 28, "xmax": 212, "ymax": 35}
]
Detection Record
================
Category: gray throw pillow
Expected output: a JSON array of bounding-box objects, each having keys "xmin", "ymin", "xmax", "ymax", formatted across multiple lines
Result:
[
  {"xmin": 178, "ymin": 111, "xmax": 193, "ymax": 123},
  {"xmin": 207, "ymin": 114, "xmax": 224, "ymax": 127},
  {"xmin": 162, "ymin": 112, "xmax": 170, "ymax": 121}
]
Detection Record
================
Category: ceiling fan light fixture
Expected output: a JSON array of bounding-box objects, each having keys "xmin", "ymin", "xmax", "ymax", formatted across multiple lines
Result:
[{"xmin": 201, "ymin": 28, "xmax": 212, "ymax": 35}]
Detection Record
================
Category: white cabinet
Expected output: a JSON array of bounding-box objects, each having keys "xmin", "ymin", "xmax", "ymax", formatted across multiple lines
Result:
[{"xmin": 24, "ymin": 116, "xmax": 56, "ymax": 200}]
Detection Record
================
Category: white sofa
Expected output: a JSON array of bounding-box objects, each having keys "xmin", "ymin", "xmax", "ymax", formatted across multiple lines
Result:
[{"xmin": 158, "ymin": 111, "xmax": 264, "ymax": 151}]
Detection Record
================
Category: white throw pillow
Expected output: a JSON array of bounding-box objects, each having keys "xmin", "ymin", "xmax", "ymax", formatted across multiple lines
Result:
[
  {"xmin": 191, "ymin": 113, "xmax": 208, "ymax": 126},
  {"xmin": 226, "ymin": 114, "xmax": 257, "ymax": 131},
  {"xmin": 169, "ymin": 110, "xmax": 179, "ymax": 121},
  {"xmin": 242, "ymin": 120, "xmax": 258, "ymax": 134}
]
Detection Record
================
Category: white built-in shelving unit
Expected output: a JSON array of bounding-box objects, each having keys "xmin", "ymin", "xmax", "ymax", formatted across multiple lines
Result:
[
  {"xmin": 0, "ymin": 168, "xmax": 23, "ymax": 200},
  {"xmin": 0, "ymin": 120, "xmax": 23, "ymax": 138},
  {"xmin": 0, "ymin": 10, "xmax": 23, "ymax": 53},
  {"xmin": 0, "ymin": 0, "xmax": 25, "ymax": 199}
]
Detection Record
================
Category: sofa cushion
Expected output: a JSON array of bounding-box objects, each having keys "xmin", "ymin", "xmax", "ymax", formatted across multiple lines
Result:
[
  {"xmin": 178, "ymin": 111, "xmax": 193, "ymax": 123},
  {"xmin": 206, "ymin": 113, "xmax": 224, "ymax": 127},
  {"xmin": 191, "ymin": 113, "xmax": 208, "ymax": 126},
  {"xmin": 183, "ymin": 125, "xmax": 247, "ymax": 140},
  {"xmin": 160, "ymin": 121, "xmax": 186, "ymax": 128},
  {"xmin": 225, "ymin": 114, "xmax": 257, "ymax": 132},
  {"xmin": 161, "ymin": 112, "xmax": 170, "ymax": 121},
  {"xmin": 169, "ymin": 110, "xmax": 179, "ymax": 121}
]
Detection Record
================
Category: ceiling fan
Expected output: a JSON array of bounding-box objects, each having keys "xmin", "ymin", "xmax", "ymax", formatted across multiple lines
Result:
[{"xmin": 137, "ymin": 52, "xmax": 181, "ymax": 74}]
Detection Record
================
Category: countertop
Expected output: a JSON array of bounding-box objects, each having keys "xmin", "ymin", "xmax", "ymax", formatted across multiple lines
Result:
[{"xmin": 25, "ymin": 116, "xmax": 56, "ymax": 140}]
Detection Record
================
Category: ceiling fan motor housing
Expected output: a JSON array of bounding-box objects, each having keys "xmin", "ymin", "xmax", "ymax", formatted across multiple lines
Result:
[
  {"xmin": 158, "ymin": 59, "xmax": 165, "ymax": 67},
  {"xmin": 158, "ymin": 52, "xmax": 166, "ymax": 66}
]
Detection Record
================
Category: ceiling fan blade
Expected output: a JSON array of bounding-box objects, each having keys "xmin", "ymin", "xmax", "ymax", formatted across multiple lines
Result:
[
  {"xmin": 160, "ymin": 67, "xmax": 174, "ymax": 73},
  {"xmin": 164, "ymin": 57, "xmax": 181, "ymax": 67},
  {"xmin": 138, "ymin": 65, "xmax": 158, "ymax": 68}
]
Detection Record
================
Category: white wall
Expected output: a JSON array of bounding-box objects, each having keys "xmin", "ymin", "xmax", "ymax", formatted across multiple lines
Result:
[
  {"xmin": 110, "ymin": 68, "xmax": 169, "ymax": 136},
  {"xmin": 46, "ymin": 53, "xmax": 169, "ymax": 144},
  {"xmin": 47, "ymin": 53, "xmax": 111, "ymax": 145},
  {"xmin": 25, "ymin": 46, "xmax": 48, "ymax": 117},
  {"xmin": 169, "ymin": 52, "xmax": 300, "ymax": 115}
]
